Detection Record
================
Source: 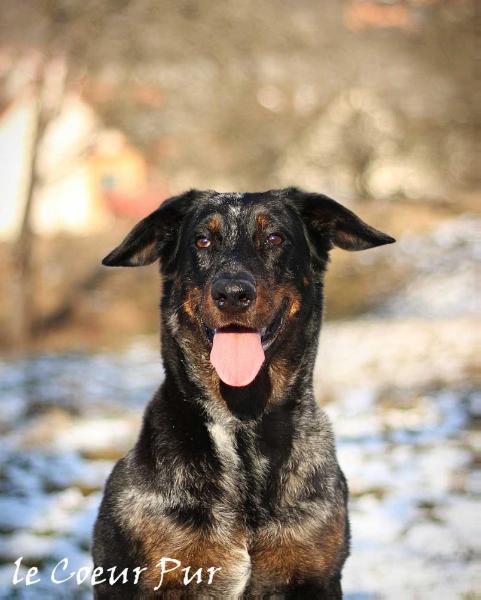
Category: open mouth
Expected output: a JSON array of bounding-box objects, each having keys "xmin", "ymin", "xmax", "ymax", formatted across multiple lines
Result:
[
  {"xmin": 204, "ymin": 304, "xmax": 285, "ymax": 351},
  {"xmin": 203, "ymin": 304, "xmax": 287, "ymax": 388}
]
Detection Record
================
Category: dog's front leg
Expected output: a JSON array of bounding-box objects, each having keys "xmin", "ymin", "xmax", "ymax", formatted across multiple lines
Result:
[{"xmin": 283, "ymin": 576, "xmax": 342, "ymax": 600}]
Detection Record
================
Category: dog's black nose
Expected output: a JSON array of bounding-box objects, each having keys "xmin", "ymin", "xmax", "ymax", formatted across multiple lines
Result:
[{"xmin": 211, "ymin": 277, "xmax": 257, "ymax": 312}]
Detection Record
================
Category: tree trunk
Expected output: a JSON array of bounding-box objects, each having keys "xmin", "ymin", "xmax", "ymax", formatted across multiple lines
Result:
[{"xmin": 10, "ymin": 69, "xmax": 50, "ymax": 349}]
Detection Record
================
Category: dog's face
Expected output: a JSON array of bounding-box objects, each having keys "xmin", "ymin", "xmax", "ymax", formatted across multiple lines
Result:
[
  {"xmin": 166, "ymin": 191, "xmax": 315, "ymax": 388},
  {"xmin": 103, "ymin": 188, "xmax": 394, "ymax": 396}
]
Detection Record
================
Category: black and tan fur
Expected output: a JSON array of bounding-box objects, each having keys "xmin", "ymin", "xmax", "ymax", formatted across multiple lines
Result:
[{"xmin": 92, "ymin": 188, "xmax": 394, "ymax": 599}]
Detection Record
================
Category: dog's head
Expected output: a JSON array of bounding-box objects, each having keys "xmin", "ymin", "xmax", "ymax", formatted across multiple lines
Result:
[{"xmin": 103, "ymin": 188, "xmax": 394, "ymax": 407}]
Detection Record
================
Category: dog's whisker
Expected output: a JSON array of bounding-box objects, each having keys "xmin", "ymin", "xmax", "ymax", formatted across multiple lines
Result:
[{"xmin": 171, "ymin": 300, "xmax": 192, "ymax": 315}]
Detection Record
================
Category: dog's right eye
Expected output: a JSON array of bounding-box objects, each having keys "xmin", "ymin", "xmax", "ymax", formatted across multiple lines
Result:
[{"xmin": 195, "ymin": 237, "xmax": 211, "ymax": 249}]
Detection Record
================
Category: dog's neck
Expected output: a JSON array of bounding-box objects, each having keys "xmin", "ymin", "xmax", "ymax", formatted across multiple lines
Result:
[{"xmin": 159, "ymin": 299, "xmax": 323, "ymax": 423}]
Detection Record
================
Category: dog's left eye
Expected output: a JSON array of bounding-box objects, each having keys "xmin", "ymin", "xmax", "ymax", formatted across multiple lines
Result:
[
  {"xmin": 266, "ymin": 233, "xmax": 284, "ymax": 246},
  {"xmin": 195, "ymin": 237, "xmax": 211, "ymax": 249}
]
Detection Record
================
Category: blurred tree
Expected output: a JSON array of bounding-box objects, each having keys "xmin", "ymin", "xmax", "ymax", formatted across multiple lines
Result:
[
  {"xmin": 2, "ymin": 0, "xmax": 478, "ymax": 194},
  {"xmin": 10, "ymin": 58, "xmax": 63, "ymax": 346}
]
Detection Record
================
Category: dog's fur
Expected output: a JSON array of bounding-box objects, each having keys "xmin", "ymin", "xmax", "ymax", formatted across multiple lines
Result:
[{"xmin": 92, "ymin": 188, "xmax": 394, "ymax": 599}]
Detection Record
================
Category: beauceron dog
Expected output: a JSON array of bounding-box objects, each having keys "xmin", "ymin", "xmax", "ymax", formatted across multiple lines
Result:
[{"xmin": 93, "ymin": 188, "xmax": 394, "ymax": 599}]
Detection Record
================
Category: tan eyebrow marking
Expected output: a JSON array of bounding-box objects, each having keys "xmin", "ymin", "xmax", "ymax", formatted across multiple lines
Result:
[
  {"xmin": 256, "ymin": 213, "xmax": 269, "ymax": 229},
  {"xmin": 207, "ymin": 216, "xmax": 221, "ymax": 234}
]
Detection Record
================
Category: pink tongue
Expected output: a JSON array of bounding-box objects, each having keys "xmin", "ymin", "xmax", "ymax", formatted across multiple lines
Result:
[{"xmin": 210, "ymin": 331, "xmax": 265, "ymax": 387}]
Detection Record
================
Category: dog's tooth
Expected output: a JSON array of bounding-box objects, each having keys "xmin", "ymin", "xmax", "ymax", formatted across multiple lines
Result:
[{"xmin": 261, "ymin": 327, "xmax": 267, "ymax": 337}]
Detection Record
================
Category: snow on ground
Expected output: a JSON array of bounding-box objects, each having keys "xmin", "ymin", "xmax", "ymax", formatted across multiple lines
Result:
[
  {"xmin": 0, "ymin": 321, "xmax": 478, "ymax": 599},
  {"xmin": 331, "ymin": 386, "xmax": 480, "ymax": 599},
  {"xmin": 376, "ymin": 215, "xmax": 480, "ymax": 319}
]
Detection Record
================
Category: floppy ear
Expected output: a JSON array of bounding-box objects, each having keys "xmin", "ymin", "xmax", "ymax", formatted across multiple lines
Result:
[
  {"xmin": 288, "ymin": 188, "xmax": 395, "ymax": 251},
  {"xmin": 102, "ymin": 190, "xmax": 196, "ymax": 267}
]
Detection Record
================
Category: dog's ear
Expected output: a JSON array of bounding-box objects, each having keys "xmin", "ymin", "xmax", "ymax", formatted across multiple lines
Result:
[
  {"xmin": 288, "ymin": 188, "xmax": 395, "ymax": 251},
  {"xmin": 102, "ymin": 190, "xmax": 196, "ymax": 267}
]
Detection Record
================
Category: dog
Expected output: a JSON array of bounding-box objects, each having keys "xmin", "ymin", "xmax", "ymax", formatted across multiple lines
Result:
[{"xmin": 92, "ymin": 188, "xmax": 394, "ymax": 599}]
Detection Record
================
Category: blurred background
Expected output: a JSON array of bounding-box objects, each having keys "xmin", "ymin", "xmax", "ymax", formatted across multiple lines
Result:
[{"xmin": 0, "ymin": 0, "xmax": 479, "ymax": 598}]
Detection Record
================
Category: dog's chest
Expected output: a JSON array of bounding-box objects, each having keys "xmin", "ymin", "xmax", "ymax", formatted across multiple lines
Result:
[
  {"xmin": 207, "ymin": 421, "xmax": 280, "ymax": 523},
  {"xmin": 205, "ymin": 421, "xmax": 345, "ymax": 593},
  {"xmin": 119, "ymin": 417, "xmax": 345, "ymax": 595}
]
